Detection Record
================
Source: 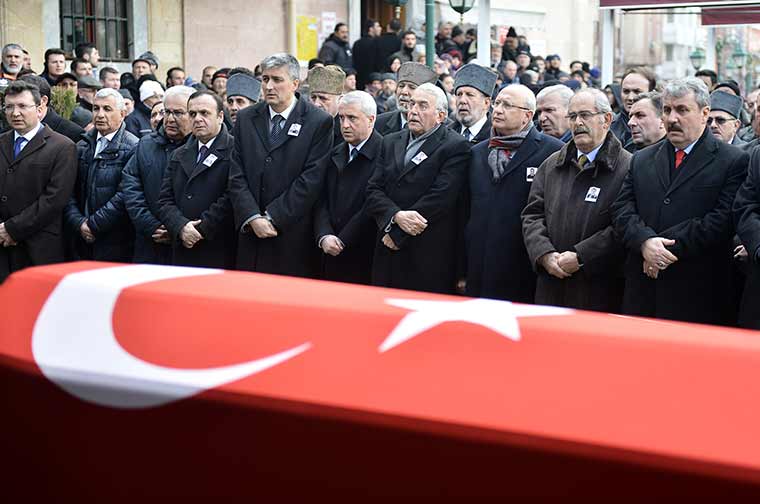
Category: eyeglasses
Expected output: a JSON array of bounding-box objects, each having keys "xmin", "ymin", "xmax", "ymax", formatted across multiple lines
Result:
[
  {"xmin": 2, "ymin": 104, "xmax": 37, "ymax": 113},
  {"xmin": 565, "ymin": 110, "xmax": 605, "ymax": 122},
  {"xmin": 707, "ymin": 116, "xmax": 733, "ymax": 126},
  {"xmin": 493, "ymin": 100, "xmax": 531, "ymax": 111},
  {"xmin": 163, "ymin": 109, "xmax": 187, "ymax": 118}
]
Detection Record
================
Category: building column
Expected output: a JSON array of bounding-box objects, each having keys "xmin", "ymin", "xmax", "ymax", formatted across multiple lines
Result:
[
  {"xmin": 132, "ymin": 0, "xmax": 149, "ymax": 59},
  {"xmin": 348, "ymin": 0, "xmax": 361, "ymax": 44},
  {"xmin": 42, "ymin": 0, "xmax": 60, "ymax": 52},
  {"xmin": 476, "ymin": 0, "xmax": 490, "ymax": 66},
  {"xmin": 601, "ymin": 8, "xmax": 615, "ymax": 86}
]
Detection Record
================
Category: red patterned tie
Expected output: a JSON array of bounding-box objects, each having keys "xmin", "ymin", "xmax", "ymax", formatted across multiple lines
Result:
[{"xmin": 674, "ymin": 149, "xmax": 685, "ymax": 169}]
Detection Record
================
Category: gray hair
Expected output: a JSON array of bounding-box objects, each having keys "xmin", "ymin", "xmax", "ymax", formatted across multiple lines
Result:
[
  {"xmin": 572, "ymin": 88, "xmax": 612, "ymax": 114},
  {"xmin": 95, "ymin": 88, "xmax": 126, "ymax": 110},
  {"xmin": 261, "ymin": 53, "xmax": 301, "ymax": 82},
  {"xmin": 504, "ymin": 84, "xmax": 537, "ymax": 112},
  {"xmin": 662, "ymin": 77, "xmax": 710, "ymax": 109},
  {"xmin": 163, "ymin": 85, "xmax": 195, "ymax": 105},
  {"xmin": 416, "ymin": 83, "xmax": 448, "ymax": 114},
  {"xmin": 536, "ymin": 84, "xmax": 574, "ymax": 109},
  {"xmin": 632, "ymin": 90, "xmax": 663, "ymax": 114},
  {"xmin": 339, "ymin": 90, "xmax": 377, "ymax": 118},
  {"xmin": 2, "ymin": 43, "xmax": 23, "ymax": 56}
]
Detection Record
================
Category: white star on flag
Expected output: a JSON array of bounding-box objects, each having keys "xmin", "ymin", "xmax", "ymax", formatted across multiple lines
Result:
[{"xmin": 379, "ymin": 298, "xmax": 573, "ymax": 353}]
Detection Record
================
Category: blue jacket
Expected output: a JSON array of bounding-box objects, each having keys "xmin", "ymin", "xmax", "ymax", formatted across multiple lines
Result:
[
  {"xmin": 122, "ymin": 126, "xmax": 188, "ymax": 263},
  {"xmin": 63, "ymin": 122, "xmax": 138, "ymax": 261}
]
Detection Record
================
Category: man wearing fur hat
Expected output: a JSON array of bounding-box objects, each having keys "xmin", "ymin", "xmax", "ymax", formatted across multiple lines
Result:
[
  {"xmin": 708, "ymin": 90, "xmax": 745, "ymax": 146},
  {"xmin": 225, "ymin": 72, "xmax": 261, "ymax": 125},
  {"xmin": 374, "ymin": 62, "xmax": 438, "ymax": 136},
  {"xmin": 450, "ymin": 64, "xmax": 497, "ymax": 145},
  {"xmin": 309, "ymin": 65, "xmax": 346, "ymax": 145}
]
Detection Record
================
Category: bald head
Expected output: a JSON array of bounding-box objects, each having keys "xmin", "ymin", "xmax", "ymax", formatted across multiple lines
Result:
[{"xmin": 491, "ymin": 84, "xmax": 536, "ymax": 136}]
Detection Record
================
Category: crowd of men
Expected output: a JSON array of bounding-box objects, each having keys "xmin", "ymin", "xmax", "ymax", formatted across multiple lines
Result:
[{"xmin": 2, "ymin": 20, "xmax": 760, "ymax": 331}]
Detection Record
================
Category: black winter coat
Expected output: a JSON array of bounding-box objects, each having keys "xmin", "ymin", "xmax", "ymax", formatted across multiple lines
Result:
[
  {"xmin": 734, "ymin": 146, "xmax": 760, "ymax": 329},
  {"xmin": 365, "ymin": 124, "xmax": 471, "ymax": 294},
  {"xmin": 122, "ymin": 127, "xmax": 187, "ymax": 264},
  {"xmin": 375, "ymin": 110, "xmax": 405, "ymax": 136},
  {"xmin": 228, "ymin": 95, "xmax": 333, "ymax": 278},
  {"xmin": 352, "ymin": 36, "xmax": 379, "ymax": 90},
  {"xmin": 610, "ymin": 111, "xmax": 635, "ymax": 152},
  {"xmin": 314, "ymin": 131, "xmax": 382, "ymax": 284},
  {"xmin": 466, "ymin": 127, "xmax": 563, "ymax": 301},
  {"xmin": 448, "ymin": 116, "xmax": 492, "ymax": 146},
  {"xmin": 612, "ymin": 129, "xmax": 749, "ymax": 325},
  {"xmin": 63, "ymin": 123, "xmax": 138, "ymax": 262},
  {"xmin": 376, "ymin": 33, "xmax": 402, "ymax": 70},
  {"xmin": 42, "ymin": 108, "xmax": 84, "ymax": 144},
  {"xmin": 318, "ymin": 35, "xmax": 353, "ymax": 71},
  {"xmin": 158, "ymin": 127, "xmax": 236, "ymax": 269},
  {"xmin": 125, "ymin": 106, "xmax": 152, "ymax": 138}
]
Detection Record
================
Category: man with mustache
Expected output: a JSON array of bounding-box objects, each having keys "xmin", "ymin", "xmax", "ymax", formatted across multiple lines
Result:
[
  {"xmin": 627, "ymin": 91, "xmax": 666, "ymax": 151},
  {"xmin": 374, "ymin": 62, "xmax": 438, "ymax": 135},
  {"xmin": 308, "ymin": 65, "xmax": 346, "ymax": 145},
  {"xmin": 522, "ymin": 88, "xmax": 631, "ymax": 312},
  {"xmin": 612, "ymin": 77, "xmax": 749, "ymax": 325},
  {"xmin": 466, "ymin": 84, "xmax": 563, "ymax": 302},
  {"xmin": 366, "ymin": 83, "xmax": 470, "ymax": 294},
  {"xmin": 449, "ymin": 63, "xmax": 496, "ymax": 145},
  {"xmin": 610, "ymin": 66, "xmax": 657, "ymax": 153}
]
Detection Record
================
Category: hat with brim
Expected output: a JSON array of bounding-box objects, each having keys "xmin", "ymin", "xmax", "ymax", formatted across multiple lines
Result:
[
  {"xmin": 710, "ymin": 90, "xmax": 743, "ymax": 119},
  {"xmin": 308, "ymin": 65, "xmax": 346, "ymax": 95},
  {"xmin": 454, "ymin": 63, "xmax": 498, "ymax": 97},
  {"xmin": 226, "ymin": 73, "xmax": 261, "ymax": 102},
  {"xmin": 139, "ymin": 80, "xmax": 164, "ymax": 102},
  {"xmin": 55, "ymin": 72, "xmax": 79, "ymax": 85},
  {"xmin": 397, "ymin": 62, "xmax": 437, "ymax": 86},
  {"xmin": 78, "ymin": 75, "xmax": 103, "ymax": 90},
  {"xmin": 118, "ymin": 89, "xmax": 133, "ymax": 101}
]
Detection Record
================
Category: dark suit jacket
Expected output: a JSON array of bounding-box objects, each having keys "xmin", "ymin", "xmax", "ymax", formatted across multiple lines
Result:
[
  {"xmin": 466, "ymin": 127, "xmax": 563, "ymax": 302},
  {"xmin": 612, "ymin": 128, "xmax": 749, "ymax": 325},
  {"xmin": 158, "ymin": 126, "xmax": 236, "ymax": 269},
  {"xmin": 375, "ymin": 110, "xmax": 405, "ymax": 136},
  {"xmin": 733, "ymin": 146, "xmax": 760, "ymax": 328},
  {"xmin": 448, "ymin": 115, "xmax": 492, "ymax": 145},
  {"xmin": 0, "ymin": 125, "xmax": 77, "ymax": 282},
  {"xmin": 228, "ymin": 95, "xmax": 333, "ymax": 277},
  {"xmin": 42, "ymin": 108, "xmax": 85, "ymax": 144},
  {"xmin": 314, "ymin": 130, "xmax": 382, "ymax": 285},
  {"xmin": 365, "ymin": 124, "xmax": 471, "ymax": 294}
]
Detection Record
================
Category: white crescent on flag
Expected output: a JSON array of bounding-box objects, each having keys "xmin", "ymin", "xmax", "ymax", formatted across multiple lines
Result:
[{"xmin": 31, "ymin": 264, "xmax": 311, "ymax": 409}]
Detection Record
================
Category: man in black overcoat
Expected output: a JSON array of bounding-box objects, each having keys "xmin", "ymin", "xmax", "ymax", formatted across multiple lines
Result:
[
  {"xmin": 228, "ymin": 53, "xmax": 333, "ymax": 278},
  {"xmin": 314, "ymin": 90, "xmax": 381, "ymax": 285},
  {"xmin": 366, "ymin": 83, "xmax": 471, "ymax": 294},
  {"xmin": 734, "ymin": 147, "xmax": 760, "ymax": 329},
  {"xmin": 466, "ymin": 84, "xmax": 563, "ymax": 302},
  {"xmin": 158, "ymin": 91, "xmax": 236, "ymax": 269},
  {"xmin": 612, "ymin": 77, "xmax": 749, "ymax": 325},
  {"xmin": 449, "ymin": 64, "xmax": 495, "ymax": 145},
  {"xmin": 0, "ymin": 81, "xmax": 77, "ymax": 282}
]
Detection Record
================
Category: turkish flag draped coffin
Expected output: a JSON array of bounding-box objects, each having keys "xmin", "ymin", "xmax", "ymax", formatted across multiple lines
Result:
[{"xmin": 3, "ymin": 262, "xmax": 760, "ymax": 498}]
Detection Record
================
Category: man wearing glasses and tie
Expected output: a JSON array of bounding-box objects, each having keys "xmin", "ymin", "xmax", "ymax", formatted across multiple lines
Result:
[
  {"xmin": 523, "ymin": 88, "xmax": 631, "ymax": 313},
  {"xmin": 0, "ymin": 80, "xmax": 77, "ymax": 282}
]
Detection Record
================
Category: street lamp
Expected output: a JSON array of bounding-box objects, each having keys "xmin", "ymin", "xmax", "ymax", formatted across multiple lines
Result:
[
  {"xmin": 448, "ymin": 0, "xmax": 476, "ymax": 24},
  {"xmin": 383, "ymin": 0, "xmax": 408, "ymax": 20},
  {"xmin": 732, "ymin": 45, "xmax": 748, "ymax": 70},
  {"xmin": 689, "ymin": 47, "xmax": 705, "ymax": 71}
]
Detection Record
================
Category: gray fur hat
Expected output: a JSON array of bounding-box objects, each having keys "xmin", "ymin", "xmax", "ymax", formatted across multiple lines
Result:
[
  {"xmin": 454, "ymin": 64, "xmax": 498, "ymax": 97},
  {"xmin": 397, "ymin": 62, "xmax": 438, "ymax": 86},
  {"xmin": 226, "ymin": 73, "xmax": 261, "ymax": 102},
  {"xmin": 710, "ymin": 90, "xmax": 743, "ymax": 119}
]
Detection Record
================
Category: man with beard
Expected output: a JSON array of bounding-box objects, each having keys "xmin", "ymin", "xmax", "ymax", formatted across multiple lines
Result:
[
  {"xmin": 708, "ymin": 90, "xmax": 745, "ymax": 146},
  {"xmin": 225, "ymin": 72, "xmax": 260, "ymax": 126},
  {"xmin": 309, "ymin": 65, "xmax": 346, "ymax": 145},
  {"xmin": 366, "ymin": 83, "xmax": 470, "ymax": 294},
  {"xmin": 392, "ymin": 30, "xmax": 421, "ymax": 64},
  {"xmin": 374, "ymin": 62, "xmax": 438, "ymax": 135},
  {"xmin": 123, "ymin": 85, "xmax": 195, "ymax": 264},
  {"xmin": 536, "ymin": 84, "xmax": 573, "ymax": 143},
  {"xmin": 318, "ymin": 23, "xmax": 353, "ymax": 72},
  {"xmin": 450, "ymin": 64, "xmax": 496, "ymax": 145},
  {"xmin": 610, "ymin": 66, "xmax": 657, "ymax": 153},
  {"xmin": 0, "ymin": 44, "xmax": 23, "ymax": 84},
  {"xmin": 612, "ymin": 77, "xmax": 748, "ymax": 325},
  {"xmin": 375, "ymin": 73, "xmax": 397, "ymax": 113},
  {"xmin": 627, "ymin": 91, "xmax": 666, "ymax": 151},
  {"xmin": 228, "ymin": 53, "xmax": 333, "ymax": 278},
  {"xmin": 523, "ymin": 88, "xmax": 631, "ymax": 312},
  {"xmin": 466, "ymin": 84, "xmax": 563, "ymax": 301}
]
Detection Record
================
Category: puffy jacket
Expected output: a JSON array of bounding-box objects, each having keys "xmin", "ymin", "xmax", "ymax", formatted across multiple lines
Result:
[
  {"xmin": 122, "ymin": 126, "xmax": 188, "ymax": 263},
  {"xmin": 63, "ymin": 122, "xmax": 138, "ymax": 261},
  {"xmin": 318, "ymin": 34, "xmax": 353, "ymax": 71},
  {"xmin": 125, "ymin": 105, "xmax": 152, "ymax": 138}
]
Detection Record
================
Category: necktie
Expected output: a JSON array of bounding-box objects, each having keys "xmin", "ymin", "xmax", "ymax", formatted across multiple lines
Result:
[
  {"xmin": 13, "ymin": 136, "xmax": 25, "ymax": 160},
  {"xmin": 94, "ymin": 136, "xmax": 108, "ymax": 158},
  {"xmin": 674, "ymin": 149, "xmax": 685, "ymax": 169},
  {"xmin": 349, "ymin": 147, "xmax": 358, "ymax": 163},
  {"xmin": 462, "ymin": 128, "xmax": 471, "ymax": 141},
  {"xmin": 270, "ymin": 114, "xmax": 284, "ymax": 143},
  {"xmin": 197, "ymin": 145, "xmax": 209, "ymax": 164},
  {"xmin": 578, "ymin": 154, "xmax": 590, "ymax": 170}
]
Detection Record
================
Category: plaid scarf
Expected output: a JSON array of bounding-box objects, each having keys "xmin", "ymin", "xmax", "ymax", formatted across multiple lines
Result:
[{"xmin": 487, "ymin": 122, "xmax": 533, "ymax": 181}]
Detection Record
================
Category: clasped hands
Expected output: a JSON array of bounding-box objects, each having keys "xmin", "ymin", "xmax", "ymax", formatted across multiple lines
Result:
[
  {"xmin": 0, "ymin": 222, "xmax": 16, "ymax": 247},
  {"xmin": 540, "ymin": 251, "xmax": 580, "ymax": 279},
  {"xmin": 383, "ymin": 210, "xmax": 427, "ymax": 251},
  {"xmin": 641, "ymin": 237, "xmax": 678, "ymax": 279}
]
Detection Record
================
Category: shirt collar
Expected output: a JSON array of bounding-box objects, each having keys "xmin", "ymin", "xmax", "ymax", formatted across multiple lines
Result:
[
  {"xmin": 269, "ymin": 96, "xmax": 297, "ymax": 122},
  {"xmin": 577, "ymin": 142, "xmax": 603, "ymax": 163},
  {"xmin": 675, "ymin": 138, "xmax": 699, "ymax": 155},
  {"xmin": 96, "ymin": 130, "xmax": 118, "ymax": 143},
  {"xmin": 14, "ymin": 122, "xmax": 43, "ymax": 143},
  {"xmin": 463, "ymin": 114, "xmax": 488, "ymax": 138},
  {"xmin": 198, "ymin": 135, "xmax": 217, "ymax": 151},
  {"xmin": 400, "ymin": 113, "xmax": 407, "ymax": 129},
  {"xmin": 348, "ymin": 136, "xmax": 370, "ymax": 156}
]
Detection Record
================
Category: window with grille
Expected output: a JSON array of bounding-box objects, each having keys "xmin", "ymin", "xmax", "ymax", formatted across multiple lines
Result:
[{"xmin": 60, "ymin": 0, "xmax": 131, "ymax": 61}]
